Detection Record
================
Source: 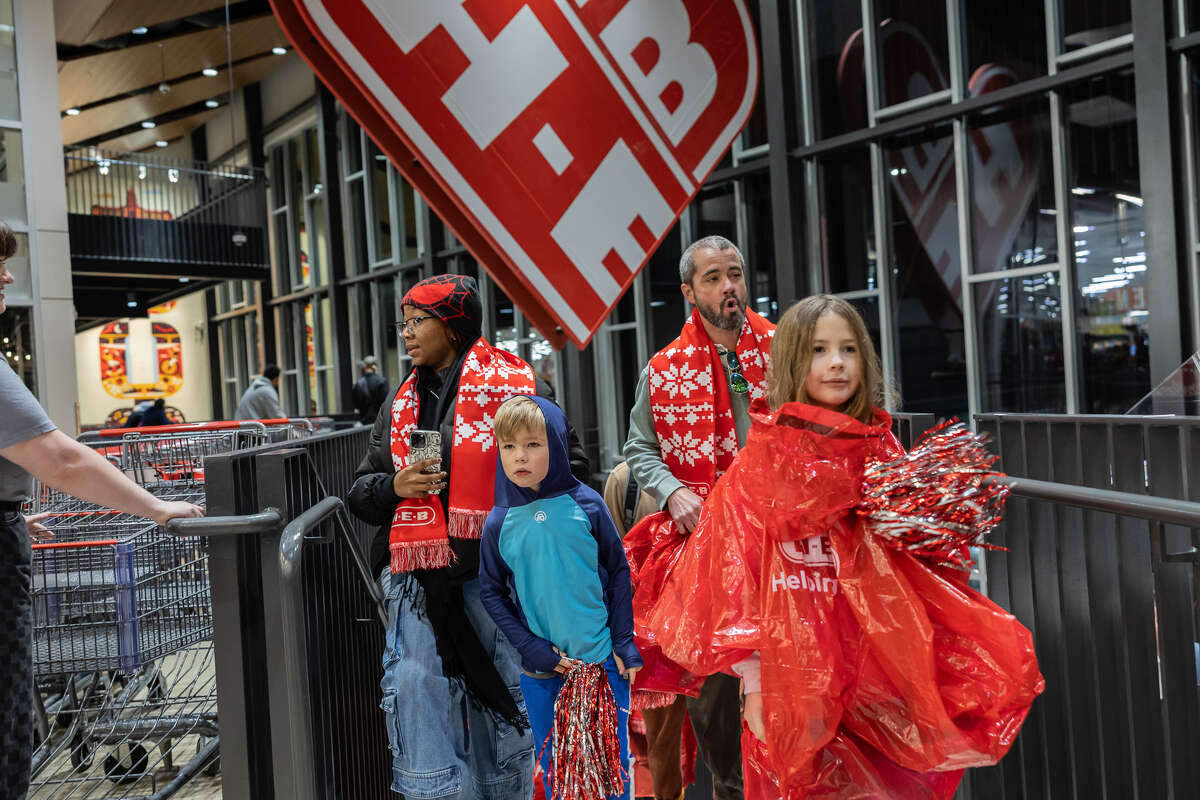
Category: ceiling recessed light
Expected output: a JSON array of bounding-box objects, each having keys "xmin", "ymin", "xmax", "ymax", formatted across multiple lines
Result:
[
  {"xmin": 272, "ymin": 46, "xmax": 287, "ymax": 55},
  {"xmin": 205, "ymin": 99, "xmax": 219, "ymax": 108},
  {"xmin": 202, "ymin": 67, "xmax": 218, "ymax": 77},
  {"xmin": 131, "ymin": 26, "xmax": 148, "ymax": 35},
  {"xmin": 64, "ymin": 107, "xmax": 80, "ymax": 116},
  {"xmin": 141, "ymin": 120, "xmax": 156, "ymax": 129},
  {"xmin": 155, "ymin": 140, "xmax": 168, "ymax": 147}
]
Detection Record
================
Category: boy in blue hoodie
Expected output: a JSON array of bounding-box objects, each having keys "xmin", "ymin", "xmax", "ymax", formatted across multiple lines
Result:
[{"xmin": 480, "ymin": 395, "xmax": 642, "ymax": 800}]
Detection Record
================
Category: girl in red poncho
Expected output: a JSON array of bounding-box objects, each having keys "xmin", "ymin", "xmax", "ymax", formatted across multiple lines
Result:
[{"xmin": 637, "ymin": 296, "xmax": 1042, "ymax": 799}]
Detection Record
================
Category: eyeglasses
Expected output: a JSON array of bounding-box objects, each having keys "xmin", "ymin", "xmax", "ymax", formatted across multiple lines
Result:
[
  {"xmin": 396, "ymin": 316, "xmax": 437, "ymax": 335},
  {"xmin": 724, "ymin": 350, "xmax": 749, "ymax": 395}
]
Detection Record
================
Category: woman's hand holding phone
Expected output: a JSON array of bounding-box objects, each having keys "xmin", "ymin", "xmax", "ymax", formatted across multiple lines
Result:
[{"xmin": 392, "ymin": 458, "xmax": 447, "ymax": 498}]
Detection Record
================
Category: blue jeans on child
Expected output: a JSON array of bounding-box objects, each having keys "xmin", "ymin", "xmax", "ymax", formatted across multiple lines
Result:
[
  {"xmin": 380, "ymin": 570, "xmax": 534, "ymax": 799},
  {"xmin": 520, "ymin": 655, "xmax": 631, "ymax": 800}
]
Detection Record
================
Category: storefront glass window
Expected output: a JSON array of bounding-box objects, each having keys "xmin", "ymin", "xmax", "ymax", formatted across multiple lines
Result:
[
  {"xmin": 493, "ymin": 290, "xmax": 519, "ymax": 355},
  {"xmin": 399, "ymin": 177, "xmax": 420, "ymax": 262},
  {"xmin": 369, "ymin": 143, "xmax": 392, "ymax": 265},
  {"xmin": 1060, "ymin": 0, "xmax": 1131, "ymax": 54},
  {"xmin": 345, "ymin": 123, "xmax": 363, "ymax": 176},
  {"xmin": 346, "ymin": 178, "xmax": 368, "ymax": 274},
  {"xmin": 381, "ymin": 278, "xmax": 400, "ymax": 383},
  {"xmin": 352, "ymin": 284, "xmax": 373, "ymax": 372},
  {"xmin": 0, "ymin": 0, "xmax": 18, "ymax": 121},
  {"xmin": 271, "ymin": 212, "xmax": 292, "ymax": 293},
  {"xmin": 694, "ymin": 183, "xmax": 737, "ymax": 243},
  {"xmin": 743, "ymin": 172, "xmax": 778, "ymax": 320},
  {"xmin": 846, "ymin": 295, "xmax": 883, "ymax": 366},
  {"xmin": 874, "ymin": 0, "xmax": 949, "ymax": 108},
  {"xmin": 963, "ymin": 0, "xmax": 1047, "ymax": 85},
  {"xmin": 974, "ymin": 272, "xmax": 1066, "ymax": 411},
  {"xmin": 819, "ymin": 148, "xmax": 876, "ymax": 293},
  {"xmin": 0, "ymin": 128, "xmax": 25, "ymax": 223},
  {"xmin": 969, "ymin": 102, "xmax": 1058, "ymax": 273},
  {"xmin": 648, "ymin": 223, "xmax": 686, "ymax": 352},
  {"xmin": 1065, "ymin": 71, "xmax": 1149, "ymax": 413},
  {"xmin": 740, "ymin": 0, "xmax": 769, "ymax": 150},
  {"xmin": 807, "ymin": 1, "xmax": 866, "ymax": 139},
  {"xmin": 885, "ymin": 124, "xmax": 968, "ymax": 420},
  {"xmin": 529, "ymin": 333, "xmax": 558, "ymax": 396}
]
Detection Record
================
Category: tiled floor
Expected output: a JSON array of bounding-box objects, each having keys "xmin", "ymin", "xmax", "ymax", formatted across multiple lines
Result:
[{"xmin": 28, "ymin": 734, "xmax": 222, "ymax": 800}]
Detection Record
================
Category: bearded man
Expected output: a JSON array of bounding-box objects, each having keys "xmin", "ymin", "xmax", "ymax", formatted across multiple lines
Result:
[{"xmin": 624, "ymin": 235, "xmax": 775, "ymax": 800}]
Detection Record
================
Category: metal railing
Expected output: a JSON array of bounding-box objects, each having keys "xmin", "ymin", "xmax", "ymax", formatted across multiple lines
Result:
[
  {"xmin": 174, "ymin": 427, "xmax": 391, "ymax": 799},
  {"xmin": 958, "ymin": 413, "xmax": 1200, "ymax": 800},
  {"xmin": 64, "ymin": 146, "xmax": 268, "ymax": 270}
]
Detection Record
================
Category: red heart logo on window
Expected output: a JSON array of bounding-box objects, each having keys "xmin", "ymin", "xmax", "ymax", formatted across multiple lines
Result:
[{"xmin": 270, "ymin": 0, "xmax": 758, "ymax": 347}]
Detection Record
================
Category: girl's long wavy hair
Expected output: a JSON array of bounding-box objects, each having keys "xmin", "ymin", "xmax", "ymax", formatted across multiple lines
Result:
[{"xmin": 767, "ymin": 295, "xmax": 889, "ymax": 422}]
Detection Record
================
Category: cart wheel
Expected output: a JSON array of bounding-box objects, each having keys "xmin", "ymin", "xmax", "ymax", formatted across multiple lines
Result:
[
  {"xmin": 103, "ymin": 743, "xmax": 149, "ymax": 784},
  {"xmin": 69, "ymin": 730, "xmax": 93, "ymax": 770}
]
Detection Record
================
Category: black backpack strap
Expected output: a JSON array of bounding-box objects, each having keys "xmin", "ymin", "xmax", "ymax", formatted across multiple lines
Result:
[{"xmin": 623, "ymin": 468, "xmax": 640, "ymax": 530}]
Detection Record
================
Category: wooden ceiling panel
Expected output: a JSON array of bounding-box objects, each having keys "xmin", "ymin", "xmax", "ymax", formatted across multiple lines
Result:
[
  {"xmin": 58, "ymin": 15, "xmax": 287, "ymax": 110},
  {"xmin": 61, "ymin": 56, "xmax": 283, "ymax": 145},
  {"xmin": 59, "ymin": 0, "xmax": 230, "ymax": 46},
  {"xmin": 53, "ymin": 0, "xmax": 118, "ymax": 48},
  {"xmin": 97, "ymin": 111, "xmax": 215, "ymax": 153}
]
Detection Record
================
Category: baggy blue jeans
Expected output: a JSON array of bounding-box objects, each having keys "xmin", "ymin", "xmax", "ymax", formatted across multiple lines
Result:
[
  {"xmin": 380, "ymin": 570, "xmax": 534, "ymax": 799},
  {"xmin": 520, "ymin": 655, "xmax": 631, "ymax": 800}
]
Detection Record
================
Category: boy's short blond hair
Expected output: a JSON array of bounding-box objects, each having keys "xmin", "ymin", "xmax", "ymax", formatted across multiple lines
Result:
[{"xmin": 493, "ymin": 396, "xmax": 546, "ymax": 442}]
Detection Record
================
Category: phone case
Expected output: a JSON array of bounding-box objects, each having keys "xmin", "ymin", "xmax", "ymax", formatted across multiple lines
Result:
[{"xmin": 408, "ymin": 429, "xmax": 442, "ymax": 473}]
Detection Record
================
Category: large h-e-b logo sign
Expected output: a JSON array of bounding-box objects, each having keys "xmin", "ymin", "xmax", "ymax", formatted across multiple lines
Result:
[{"xmin": 270, "ymin": 0, "xmax": 758, "ymax": 347}]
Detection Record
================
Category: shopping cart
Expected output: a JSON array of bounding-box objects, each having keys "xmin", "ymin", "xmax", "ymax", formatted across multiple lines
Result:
[{"xmin": 27, "ymin": 420, "xmax": 305, "ymax": 799}]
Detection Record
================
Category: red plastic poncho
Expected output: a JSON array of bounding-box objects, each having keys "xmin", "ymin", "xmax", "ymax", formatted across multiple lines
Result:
[{"xmin": 636, "ymin": 402, "xmax": 1044, "ymax": 799}]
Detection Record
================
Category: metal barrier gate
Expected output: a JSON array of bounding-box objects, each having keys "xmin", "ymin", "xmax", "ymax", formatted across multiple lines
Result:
[
  {"xmin": 962, "ymin": 414, "xmax": 1200, "ymax": 799},
  {"xmin": 171, "ymin": 427, "xmax": 392, "ymax": 799}
]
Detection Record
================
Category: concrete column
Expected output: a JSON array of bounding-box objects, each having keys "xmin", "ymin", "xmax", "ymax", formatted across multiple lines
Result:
[{"xmin": 15, "ymin": 0, "xmax": 76, "ymax": 432}]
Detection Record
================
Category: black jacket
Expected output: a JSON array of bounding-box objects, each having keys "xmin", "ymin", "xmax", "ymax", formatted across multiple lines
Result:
[{"xmin": 347, "ymin": 369, "xmax": 591, "ymax": 580}]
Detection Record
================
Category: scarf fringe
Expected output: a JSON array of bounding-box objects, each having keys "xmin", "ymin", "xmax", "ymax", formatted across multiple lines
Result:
[
  {"xmin": 631, "ymin": 690, "xmax": 678, "ymax": 711},
  {"xmin": 448, "ymin": 508, "xmax": 488, "ymax": 540},
  {"xmin": 390, "ymin": 540, "xmax": 453, "ymax": 573}
]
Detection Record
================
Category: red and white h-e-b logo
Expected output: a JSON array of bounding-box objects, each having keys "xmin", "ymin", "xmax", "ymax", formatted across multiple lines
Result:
[
  {"xmin": 270, "ymin": 0, "xmax": 758, "ymax": 347},
  {"xmin": 394, "ymin": 506, "xmax": 436, "ymax": 526}
]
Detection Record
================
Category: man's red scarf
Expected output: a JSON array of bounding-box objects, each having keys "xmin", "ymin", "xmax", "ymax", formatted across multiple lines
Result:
[
  {"xmin": 388, "ymin": 338, "xmax": 535, "ymax": 572},
  {"xmin": 647, "ymin": 308, "xmax": 774, "ymax": 498}
]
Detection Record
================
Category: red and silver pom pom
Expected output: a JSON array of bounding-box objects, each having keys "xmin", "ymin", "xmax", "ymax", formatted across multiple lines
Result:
[
  {"xmin": 860, "ymin": 420, "xmax": 1009, "ymax": 569},
  {"xmin": 549, "ymin": 662, "xmax": 625, "ymax": 800}
]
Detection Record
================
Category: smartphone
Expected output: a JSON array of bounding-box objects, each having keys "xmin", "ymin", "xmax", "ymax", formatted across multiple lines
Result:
[{"xmin": 409, "ymin": 429, "xmax": 443, "ymax": 474}]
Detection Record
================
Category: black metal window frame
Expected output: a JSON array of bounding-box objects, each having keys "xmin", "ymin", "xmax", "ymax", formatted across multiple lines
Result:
[{"xmin": 779, "ymin": 0, "xmax": 1188, "ymax": 419}]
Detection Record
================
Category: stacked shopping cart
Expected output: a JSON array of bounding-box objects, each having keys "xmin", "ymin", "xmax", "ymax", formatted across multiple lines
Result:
[{"xmin": 27, "ymin": 420, "xmax": 307, "ymax": 799}]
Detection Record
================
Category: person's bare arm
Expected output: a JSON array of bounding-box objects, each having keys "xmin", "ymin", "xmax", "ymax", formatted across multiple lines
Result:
[{"xmin": 1, "ymin": 430, "xmax": 202, "ymax": 525}]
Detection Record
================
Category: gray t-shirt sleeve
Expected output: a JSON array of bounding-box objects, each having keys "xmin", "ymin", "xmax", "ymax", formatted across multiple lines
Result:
[
  {"xmin": 0, "ymin": 360, "xmax": 55, "ymax": 450},
  {"xmin": 0, "ymin": 360, "xmax": 56, "ymax": 503}
]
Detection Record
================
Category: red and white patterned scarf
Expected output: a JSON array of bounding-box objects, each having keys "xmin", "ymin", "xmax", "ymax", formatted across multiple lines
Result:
[
  {"xmin": 648, "ymin": 308, "xmax": 774, "ymax": 498},
  {"xmin": 388, "ymin": 338, "xmax": 535, "ymax": 572}
]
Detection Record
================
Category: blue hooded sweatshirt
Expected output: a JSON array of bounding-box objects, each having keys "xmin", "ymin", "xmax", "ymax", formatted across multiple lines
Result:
[{"xmin": 479, "ymin": 395, "xmax": 642, "ymax": 675}]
